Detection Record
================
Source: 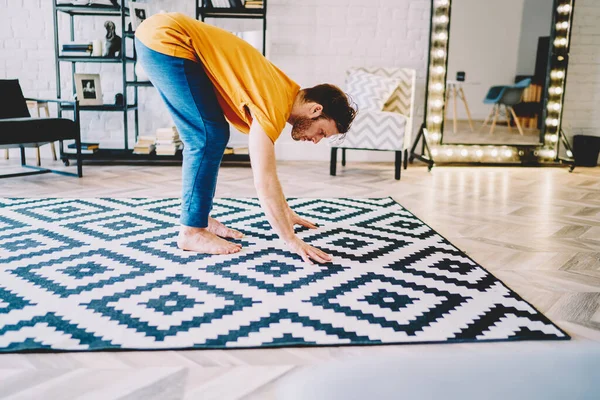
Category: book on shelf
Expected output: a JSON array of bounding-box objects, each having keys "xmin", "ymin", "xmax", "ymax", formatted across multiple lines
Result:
[
  {"xmin": 57, "ymin": 0, "xmax": 118, "ymax": 5},
  {"xmin": 154, "ymin": 126, "xmax": 183, "ymax": 156},
  {"xmin": 61, "ymin": 42, "xmax": 93, "ymax": 56},
  {"xmin": 68, "ymin": 142, "xmax": 99, "ymax": 150},
  {"xmin": 244, "ymin": 0, "xmax": 263, "ymax": 8},
  {"xmin": 209, "ymin": 0, "xmax": 245, "ymax": 8},
  {"xmin": 133, "ymin": 135, "xmax": 156, "ymax": 154},
  {"xmin": 133, "ymin": 145, "xmax": 155, "ymax": 154},
  {"xmin": 223, "ymin": 146, "xmax": 249, "ymax": 155}
]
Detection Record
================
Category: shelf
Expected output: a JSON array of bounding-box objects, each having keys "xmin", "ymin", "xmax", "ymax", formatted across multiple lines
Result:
[
  {"xmin": 126, "ymin": 81, "xmax": 153, "ymax": 87},
  {"xmin": 199, "ymin": 7, "xmax": 265, "ymax": 18},
  {"xmin": 60, "ymin": 104, "xmax": 138, "ymax": 112},
  {"xmin": 60, "ymin": 149, "xmax": 250, "ymax": 163},
  {"xmin": 58, "ymin": 55, "xmax": 135, "ymax": 63},
  {"xmin": 56, "ymin": 4, "xmax": 130, "ymax": 16}
]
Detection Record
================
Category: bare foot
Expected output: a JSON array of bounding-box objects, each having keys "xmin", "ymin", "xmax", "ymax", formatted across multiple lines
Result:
[
  {"xmin": 207, "ymin": 217, "xmax": 244, "ymax": 239},
  {"xmin": 177, "ymin": 226, "xmax": 242, "ymax": 254}
]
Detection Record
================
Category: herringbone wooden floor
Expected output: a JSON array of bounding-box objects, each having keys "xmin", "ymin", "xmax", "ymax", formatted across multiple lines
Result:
[{"xmin": 1, "ymin": 150, "xmax": 599, "ymax": 399}]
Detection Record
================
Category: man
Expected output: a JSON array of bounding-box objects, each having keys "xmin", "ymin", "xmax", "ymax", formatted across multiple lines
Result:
[{"xmin": 135, "ymin": 13, "xmax": 356, "ymax": 264}]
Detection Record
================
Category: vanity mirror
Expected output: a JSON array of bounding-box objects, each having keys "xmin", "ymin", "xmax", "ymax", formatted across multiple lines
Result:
[{"xmin": 410, "ymin": 0, "xmax": 576, "ymax": 171}]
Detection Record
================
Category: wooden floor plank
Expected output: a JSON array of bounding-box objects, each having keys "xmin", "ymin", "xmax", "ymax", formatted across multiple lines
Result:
[{"xmin": 1, "ymin": 153, "xmax": 599, "ymax": 398}]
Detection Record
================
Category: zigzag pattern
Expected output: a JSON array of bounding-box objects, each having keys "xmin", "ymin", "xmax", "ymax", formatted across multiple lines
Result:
[
  {"xmin": 339, "ymin": 111, "xmax": 406, "ymax": 150},
  {"xmin": 0, "ymin": 197, "xmax": 568, "ymax": 352},
  {"xmin": 348, "ymin": 67, "xmax": 415, "ymax": 117},
  {"xmin": 341, "ymin": 67, "xmax": 417, "ymax": 152},
  {"xmin": 345, "ymin": 70, "xmax": 401, "ymax": 111}
]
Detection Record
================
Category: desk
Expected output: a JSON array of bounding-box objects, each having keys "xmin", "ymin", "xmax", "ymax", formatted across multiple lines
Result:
[{"xmin": 445, "ymin": 80, "xmax": 475, "ymax": 134}]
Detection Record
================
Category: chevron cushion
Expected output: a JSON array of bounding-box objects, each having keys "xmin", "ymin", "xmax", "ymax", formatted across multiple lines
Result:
[
  {"xmin": 345, "ymin": 71, "xmax": 401, "ymax": 111},
  {"xmin": 338, "ymin": 110, "xmax": 406, "ymax": 151}
]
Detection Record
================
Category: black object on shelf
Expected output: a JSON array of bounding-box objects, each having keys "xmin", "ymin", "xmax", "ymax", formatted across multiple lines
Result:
[{"xmin": 573, "ymin": 135, "xmax": 600, "ymax": 167}]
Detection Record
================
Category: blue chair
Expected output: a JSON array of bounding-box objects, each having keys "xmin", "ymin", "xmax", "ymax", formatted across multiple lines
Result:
[{"xmin": 482, "ymin": 78, "xmax": 531, "ymax": 135}]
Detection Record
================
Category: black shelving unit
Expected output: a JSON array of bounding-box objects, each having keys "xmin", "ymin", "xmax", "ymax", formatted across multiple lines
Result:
[
  {"xmin": 53, "ymin": 1, "xmax": 146, "ymax": 164},
  {"xmin": 53, "ymin": 1, "xmax": 257, "ymax": 165},
  {"xmin": 197, "ymin": 1, "xmax": 268, "ymax": 57}
]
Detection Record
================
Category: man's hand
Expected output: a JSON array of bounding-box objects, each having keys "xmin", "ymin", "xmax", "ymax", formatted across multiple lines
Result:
[
  {"xmin": 286, "ymin": 236, "xmax": 332, "ymax": 265},
  {"xmin": 288, "ymin": 208, "xmax": 318, "ymax": 230}
]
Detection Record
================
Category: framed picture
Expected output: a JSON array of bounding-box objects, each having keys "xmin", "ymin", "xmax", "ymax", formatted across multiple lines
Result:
[
  {"xmin": 74, "ymin": 73, "xmax": 103, "ymax": 106},
  {"xmin": 130, "ymin": 2, "xmax": 149, "ymax": 30}
]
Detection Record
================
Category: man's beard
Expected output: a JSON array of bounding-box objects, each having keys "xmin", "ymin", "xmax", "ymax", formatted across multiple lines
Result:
[{"xmin": 291, "ymin": 117, "xmax": 316, "ymax": 141}]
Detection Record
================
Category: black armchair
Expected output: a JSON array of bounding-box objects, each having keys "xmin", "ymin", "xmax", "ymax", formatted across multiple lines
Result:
[{"xmin": 0, "ymin": 79, "xmax": 82, "ymax": 178}]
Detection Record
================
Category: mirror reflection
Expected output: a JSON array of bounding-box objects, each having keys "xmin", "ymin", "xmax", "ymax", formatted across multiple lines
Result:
[{"xmin": 442, "ymin": 0, "xmax": 553, "ymax": 145}]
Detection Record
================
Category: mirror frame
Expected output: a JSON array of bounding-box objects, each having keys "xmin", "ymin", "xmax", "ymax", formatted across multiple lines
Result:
[{"xmin": 415, "ymin": 0, "xmax": 576, "ymax": 167}]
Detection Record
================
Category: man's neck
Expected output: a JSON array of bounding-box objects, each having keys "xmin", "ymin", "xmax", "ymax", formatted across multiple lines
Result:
[{"xmin": 287, "ymin": 91, "xmax": 304, "ymax": 124}]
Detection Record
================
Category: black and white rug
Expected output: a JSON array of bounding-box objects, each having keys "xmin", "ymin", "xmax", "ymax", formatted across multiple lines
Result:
[{"xmin": 0, "ymin": 197, "xmax": 568, "ymax": 352}]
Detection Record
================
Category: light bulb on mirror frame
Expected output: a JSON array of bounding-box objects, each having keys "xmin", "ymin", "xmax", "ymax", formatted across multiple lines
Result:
[
  {"xmin": 434, "ymin": 32, "xmax": 448, "ymax": 41},
  {"xmin": 431, "ymin": 82, "xmax": 444, "ymax": 92},
  {"xmin": 431, "ymin": 148, "xmax": 439, "ymax": 157},
  {"xmin": 566, "ymin": 150, "xmax": 573, "ymax": 157},
  {"xmin": 460, "ymin": 149, "xmax": 468, "ymax": 157},
  {"xmin": 548, "ymin": 102, "xmax": 561, "ymax": 111},
  {"xmin": 491, "ymin": 149, "xmax": 499, "ymax": 157},
  {"xmin": 434, "ymin": 49, "xmax": 446, "ymax": 58},
  {"xmin": 432, "ymin": 99, "xmax": 444, "ymax": 109},
  {"xmin": 558, "ymin": 4, "xmax": 571, "ymax": 14},
  {"xmin": 435, "ymin": 15, "xmax": 449, "ymax": 24},
  {"xmin": 503, "ymin": 150, "xmax": 513, "ymax": 158},
  {"xmin": 554, "ymin": 38, "xmax": 568, "ymax": 46},
  {"xmin": 551, "ymin": 70, "xmax": 565, "ymax": 79},
  {"xmin": 475, "ymin": 150, "xmax": 483, "ymax": 157}
]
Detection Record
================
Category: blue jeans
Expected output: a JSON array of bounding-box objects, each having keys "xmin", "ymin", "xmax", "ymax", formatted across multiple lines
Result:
[{"xmin": 135, "ymin": 39, "xmax": 229, "ymax": 228}]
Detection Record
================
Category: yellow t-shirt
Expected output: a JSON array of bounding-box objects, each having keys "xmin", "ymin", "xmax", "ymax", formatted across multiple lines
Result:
[{"xmin": 135, "ymin": 12, "xmax": 300, "ymax": 142}]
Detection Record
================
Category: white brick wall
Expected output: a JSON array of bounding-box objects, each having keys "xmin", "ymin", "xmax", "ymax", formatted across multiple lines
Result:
[
  {"xmin": 1, "ymin": 0, "xmax": 596, "ymax": 161},
  {"xmin": 0, "ymin": 0, "xmax": 428, "ymax": 161}
]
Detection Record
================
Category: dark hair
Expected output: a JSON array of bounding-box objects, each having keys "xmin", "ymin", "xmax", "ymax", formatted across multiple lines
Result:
[{"xmin": 301, "ymin": 84, "xmax": 357, "ymax": 135}]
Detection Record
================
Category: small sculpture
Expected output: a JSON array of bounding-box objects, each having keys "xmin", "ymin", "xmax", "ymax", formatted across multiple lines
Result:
[{"xmin": 103, "ymin": 21, "xmax": 121, "ymax": 58}]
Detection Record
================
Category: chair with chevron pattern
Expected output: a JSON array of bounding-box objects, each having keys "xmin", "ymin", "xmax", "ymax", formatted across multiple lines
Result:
[{"xmin": 330, "ymin": 67, "xmax": 416, "ymax": 180}]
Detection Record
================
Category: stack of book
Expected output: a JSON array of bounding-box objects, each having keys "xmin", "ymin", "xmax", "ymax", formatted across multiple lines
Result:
[
  {"xmin": 67, "ymin": 142, "xmax": 99, "ymax": 154},
  {"xmin": 61, "ymin": 42, "xmax": 93, "ymax": 56},
  {"xmin": 133, "ymin": 135, "xmax": 156, "ymax": 155},
  {"xmin": 155, "ymin": 127, "xmax": 182, "ymax": 156},
  {"xmin": 244, "ymin": 0, "xmax": 263, "ymax": 9}
]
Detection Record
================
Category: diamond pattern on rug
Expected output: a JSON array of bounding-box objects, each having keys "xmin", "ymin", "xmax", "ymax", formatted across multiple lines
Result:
[{"xmin": 0, "ymin": 197, "xmax": 569, "ymax": 352}]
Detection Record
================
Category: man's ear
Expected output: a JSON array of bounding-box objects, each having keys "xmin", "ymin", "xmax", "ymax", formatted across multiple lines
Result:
[{"xmin": 309, "ymin": 103, "xmax": 323, "ymax": 118}]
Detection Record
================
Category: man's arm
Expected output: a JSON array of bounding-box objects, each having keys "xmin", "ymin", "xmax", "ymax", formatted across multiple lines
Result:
[{"xmin": 248, "ymin": 120, "xmax": 331, "ymax": 264}]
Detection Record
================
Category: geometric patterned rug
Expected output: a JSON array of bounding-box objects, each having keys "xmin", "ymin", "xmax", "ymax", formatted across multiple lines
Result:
[{"xmin": 0, "ymin": 197, "xmax": 569, "ymax": 352}]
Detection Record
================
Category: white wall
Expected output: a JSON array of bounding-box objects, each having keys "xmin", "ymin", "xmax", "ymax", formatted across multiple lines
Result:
[
  {"xmin": 516, "ymin": 0, "xmax": 553, "ymax": 76},
  {"xmin": 446, "ymin": 0, "xmax": 525, "ymax": 121},
  {"xmin": 1, "ymin": 0, "xmax": 597, "ymax": 161},
  {"xmin": 0, "ymin": 0, "xmax": 430, "ymax": 162}
]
